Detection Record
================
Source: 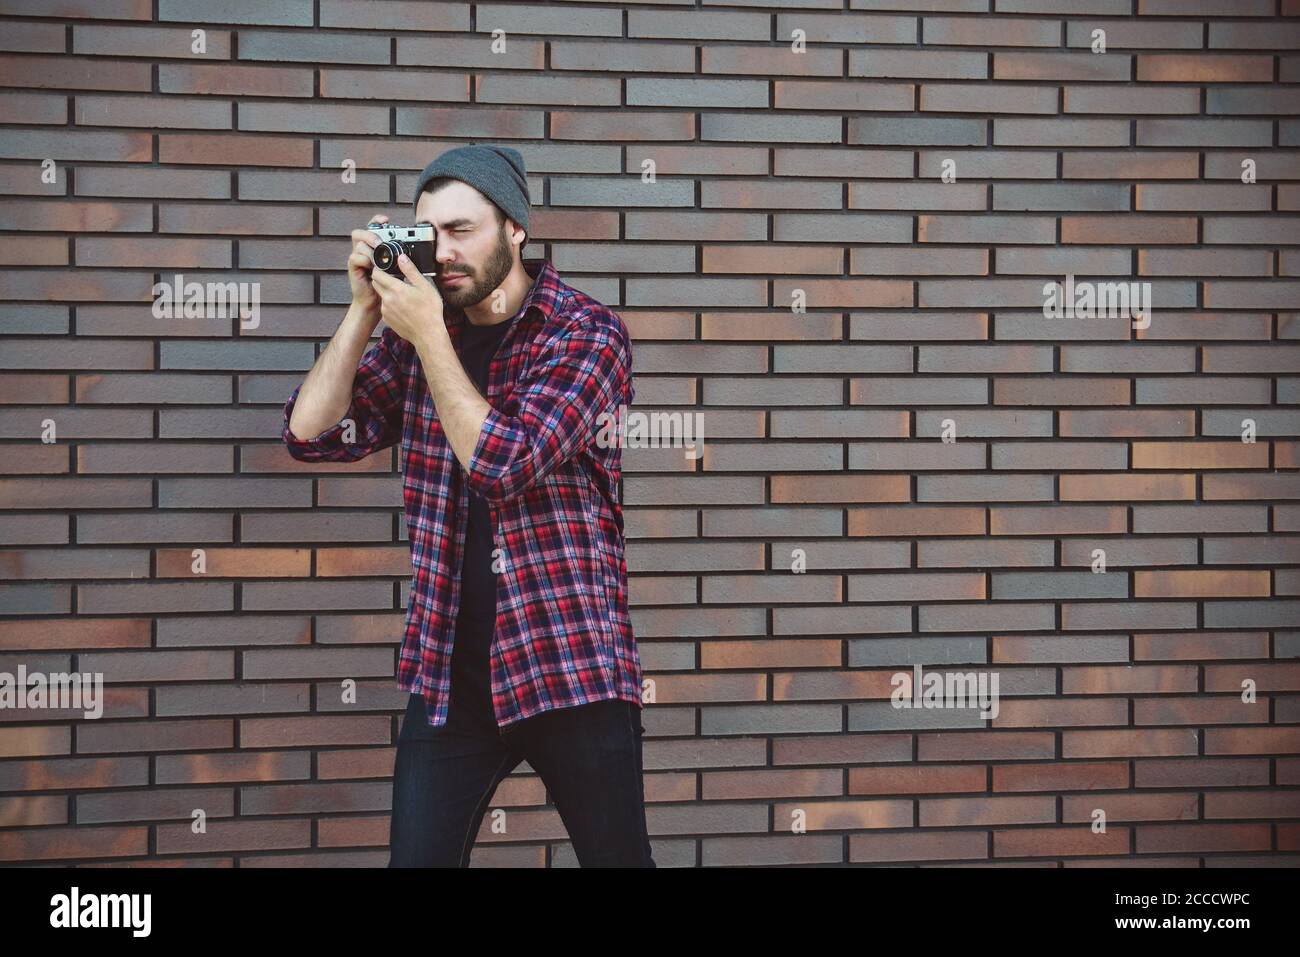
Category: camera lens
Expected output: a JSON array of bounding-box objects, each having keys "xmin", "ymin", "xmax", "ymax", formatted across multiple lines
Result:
[{"xmin": 374, "ymin": 241, "xmax": 399, "ymax": 270}]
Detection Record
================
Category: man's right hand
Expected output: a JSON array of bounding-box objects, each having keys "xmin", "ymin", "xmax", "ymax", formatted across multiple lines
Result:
[{"xmin": 347, "ymin": 213, "xmax": 389, "ymax": 324}]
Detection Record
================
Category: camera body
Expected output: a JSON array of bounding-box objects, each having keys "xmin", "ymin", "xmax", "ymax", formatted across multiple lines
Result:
[{"xmin": 367, "ymin": 221, "xmax": 436, "ymax": 277}]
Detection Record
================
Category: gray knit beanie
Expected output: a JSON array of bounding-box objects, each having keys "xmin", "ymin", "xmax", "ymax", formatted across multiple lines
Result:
[{"xmin": 411, "ymin": 144, "xmax": 530, "ymax": 239}]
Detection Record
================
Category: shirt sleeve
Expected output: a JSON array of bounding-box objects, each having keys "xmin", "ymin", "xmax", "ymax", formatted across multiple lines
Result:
[
  {"xmin": 464, "ymin": 317, "xmax": 630, "ymax": 504},
  {"xmin": 281, "ymin": 326, "xmax": 406, "ymax": 463}
]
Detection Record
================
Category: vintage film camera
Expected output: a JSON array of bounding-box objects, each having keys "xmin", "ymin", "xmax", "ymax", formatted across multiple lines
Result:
[{"xmin": 366, "ymin": 221, "xmax": 437, "ymax": 277}]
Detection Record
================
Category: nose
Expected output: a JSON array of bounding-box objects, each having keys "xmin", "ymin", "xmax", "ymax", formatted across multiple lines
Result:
[{"xmin": 436, "ymin": 240, "xmax": 460, "ymax": 268}]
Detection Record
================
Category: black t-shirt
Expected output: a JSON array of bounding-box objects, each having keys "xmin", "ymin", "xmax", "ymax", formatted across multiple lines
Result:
[{"xmin": 447, "ymin": 316, "xmax": 514, "ymax": 730}]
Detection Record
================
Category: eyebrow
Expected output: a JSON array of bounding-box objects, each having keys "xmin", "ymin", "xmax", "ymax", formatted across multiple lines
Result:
[{"xmin": 415, "ymin": 217, "xmax": 477, "ymax": 229}]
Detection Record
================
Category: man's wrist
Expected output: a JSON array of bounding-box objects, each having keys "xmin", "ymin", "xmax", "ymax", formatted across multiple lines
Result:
[
  {"xmin": 340, "ymin": 302, "xmax": 380, "ymax": 342},
  {"xmin": 411, "ymin": 310, "xmax": 450, "ymax": 356}
]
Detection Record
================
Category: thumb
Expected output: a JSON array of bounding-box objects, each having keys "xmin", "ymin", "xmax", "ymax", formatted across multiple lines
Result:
[{"xmin": 396, "ymin": 252, "xmax": 428, "ymax": 285}]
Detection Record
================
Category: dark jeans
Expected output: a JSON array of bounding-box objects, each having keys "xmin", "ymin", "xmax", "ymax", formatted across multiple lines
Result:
[{"xmin": 388, "ymin": 691, "xmax": 655, "ymax": 868}]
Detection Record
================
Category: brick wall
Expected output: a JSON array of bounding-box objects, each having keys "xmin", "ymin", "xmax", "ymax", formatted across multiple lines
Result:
[{"xmin": 1, "ymin": 0, "xmax": 1299, "ymax": 867}]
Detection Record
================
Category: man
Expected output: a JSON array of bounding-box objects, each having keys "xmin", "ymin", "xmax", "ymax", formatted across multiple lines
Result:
[{"xmin": 281, "ymin": 144, "xmax": 653, "ymax": 868}]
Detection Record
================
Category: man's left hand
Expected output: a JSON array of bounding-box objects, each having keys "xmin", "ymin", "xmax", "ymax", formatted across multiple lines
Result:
[{"xmin": 370, "ymin": 253, "xmax": 446, "ymax": 348}]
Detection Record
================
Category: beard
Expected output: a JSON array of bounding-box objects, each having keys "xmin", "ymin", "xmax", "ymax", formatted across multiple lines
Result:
[{"xmin": 437, "ymin": 223, "xmax": 515, "ymax": 312}]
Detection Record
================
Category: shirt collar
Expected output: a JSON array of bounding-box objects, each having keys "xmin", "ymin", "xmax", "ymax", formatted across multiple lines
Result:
[{"xmin": 516, "ymin": 257, "xmax": 562, "ymax": 324}]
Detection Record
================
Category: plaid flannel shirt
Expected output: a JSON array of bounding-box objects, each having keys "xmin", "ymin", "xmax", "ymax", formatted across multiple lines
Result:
[{"xmin": 281, "ymin": 258, "xmax": 643, "ymax": 730}]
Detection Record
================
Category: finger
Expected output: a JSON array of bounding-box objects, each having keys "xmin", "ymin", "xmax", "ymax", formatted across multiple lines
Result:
[
  {"xmin": 395, "ymin": 252, "xmax": 428, "ymax": 285},
  {"xmin": 355, "ymin": 213, "xmax": 389, "ymax": 245}
]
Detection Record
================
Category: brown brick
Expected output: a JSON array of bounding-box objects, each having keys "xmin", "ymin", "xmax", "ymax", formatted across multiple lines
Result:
[
  {"xmin": 1137, "ymin": 823, "xmax": 1270, "ymax": 855},
  {"xmin": 1060, "ymin": 473, "xmax": 1196, "ymax": 501},
  {"xmin": 1063, "ymin": 150, "xmax": 1200, "ymax": 179},
  {"xmin": 774, "ymin": 474, "xmax": 908, "ymax": 504},
  {"xmin": 0, "ymin": 54, "xmax": 151, "ymax": 91},
  {"xmin": 990, "ymin": 505, "xmax": 1126, "ymax": 536},
  {"xmin": 0, "ymin": 92, "xmax": 67, "ymax": 126},
  {"xmin": 1006, "ymin": 48, "xmax": 1132, "ymax": 82},
  {"xmin": 994, "ymin": 761, "xmax": 1129, "ymax": 793},
  {"xmin": 76, "ymin": 236, "xmax": 232, "ymax": 268},
  {"xmin": 316, "ymin": 546, "xmax": 412, "ymax": 577},
  {"xmin": 1060, "ymin": 409, "xmax": 1194, "ymax": 437},
  {"xmin": 72, "ymin": 23, "xmax": 231, "ymax": 57},
  {"xmin": 1136, "ymin": 55, "xmax": 1274, "ymax": 83},
  {"xmin": 1134, "ymin": 570, "xmax": 1271, "ymax": 599},
  {"xmin": 326, "ymin": 69, "xmax": 468, "ymax": 105},
  {"xmin": 1061, "ymin": 216, "xmax": 1199, "ymax": 244},
  {"xmin": 1132, "ymin": 441, "xmax": 1270, "ymax": 469},
  {"xmin": 849, "ymin": 505, "xmax": 983, "ymax": 536},
  {"xmin": 161, "ymin": 62, "xmax": 314, "ymax": 98},
  {"xmin": 155, "ymin": 547, "xmax": 310, "ymax": 578},
  {"xmin": 993, "ymin": 377, "xmax": 1129, "ymax": 406},
  {"xmin": 77, "ymin": 94, "xmax": 232, "ymax": 129},
  {"xmin": 850, "ymin": 829, "xmax": 989, "ymax": 864},
  {"xmin": 242, "ymin": 101, "xmax": 388, "ymax": 135},
  {"xmin": 922, "ymin": 795, "xmax": 1057, "ymax": 826},
  {"xmin": 159, "ymin": 132, "xmax": 314, "ymax": 166},
  {"xmin": 924, "ymin": 16, "xmax": 1058, "ymax": 48}
]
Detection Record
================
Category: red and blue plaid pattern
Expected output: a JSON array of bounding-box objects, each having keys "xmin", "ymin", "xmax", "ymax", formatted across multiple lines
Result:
[{"xmin": 281, "ymin": 258, "xmax": 643, "ymax": 729}]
